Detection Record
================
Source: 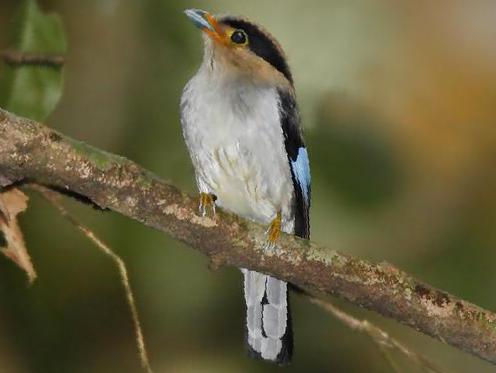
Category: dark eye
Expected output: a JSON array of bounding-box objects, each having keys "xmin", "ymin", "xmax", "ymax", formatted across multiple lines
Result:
[{"xmin": 231, "ymin": 30, "xmax": 247, "ymax": 44}]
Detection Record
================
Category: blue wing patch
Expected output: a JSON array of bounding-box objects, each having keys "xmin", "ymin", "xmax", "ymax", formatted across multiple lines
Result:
[{"xmin": 291, "ymin": 147, "xmax": 311, "ymax": 204}]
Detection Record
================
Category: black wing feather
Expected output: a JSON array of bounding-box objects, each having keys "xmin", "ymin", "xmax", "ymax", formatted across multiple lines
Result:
[{"xmin": 277, "ymin": 89, "xmax": 311, "ymax": 239}]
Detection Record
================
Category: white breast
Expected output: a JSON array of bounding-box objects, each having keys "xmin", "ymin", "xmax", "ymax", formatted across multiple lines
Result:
[{"xmin": 180, "ymin": 66, "xmax": 294, "ymax": 231}]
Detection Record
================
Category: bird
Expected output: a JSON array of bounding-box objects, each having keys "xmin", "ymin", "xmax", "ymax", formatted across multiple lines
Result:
[{"xmin": 180, "ymin": 9, "xmax": 310, "ymax": 364}]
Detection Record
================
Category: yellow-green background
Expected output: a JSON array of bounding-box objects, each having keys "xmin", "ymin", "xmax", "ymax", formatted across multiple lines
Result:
[{"xmin": 1, "ymin": 1, "xmax": 496, "ymax": 372}]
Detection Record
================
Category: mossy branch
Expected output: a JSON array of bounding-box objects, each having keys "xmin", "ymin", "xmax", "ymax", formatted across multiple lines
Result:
[{"xmin": 1, "ymin": 107, "xmax": 496, "ymax": 365}]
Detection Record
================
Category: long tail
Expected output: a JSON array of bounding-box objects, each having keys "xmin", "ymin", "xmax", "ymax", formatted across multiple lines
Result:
[{"xmin": 242, "ymin": 269, "xmax": 292, "ymax": 364}]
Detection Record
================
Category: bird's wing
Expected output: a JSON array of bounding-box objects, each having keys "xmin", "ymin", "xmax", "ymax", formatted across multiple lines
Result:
[{"xmin": 277, "ymin": 89, "xmax": 311, "ymax": 239}]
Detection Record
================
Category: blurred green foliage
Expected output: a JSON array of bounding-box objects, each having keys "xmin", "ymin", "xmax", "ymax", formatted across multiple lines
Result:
[
  {"xmin": 310, "ymin": 94, "xmax": 402, "ymax": 211},
  {"xmin": 1, "ymin": 1, "xmax": 496, "ymax": 373},
  {"xmin": 0, "ymin": 0, "xmax": 65, "ymax": 121}
]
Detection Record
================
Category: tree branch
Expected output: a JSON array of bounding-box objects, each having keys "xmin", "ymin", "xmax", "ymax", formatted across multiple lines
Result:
[{"xmin": 1, "ymin": 107, "xmax": 496, "ymax": 365}]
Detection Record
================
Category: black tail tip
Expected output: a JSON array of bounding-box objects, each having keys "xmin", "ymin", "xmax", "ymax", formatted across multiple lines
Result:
[
  {"xmin": 245, "ymin": 342, "xmax": 293, "ymax": 366},
  {"xmin": 277, "ymin": 324, "xmax": 294, "ymax": 365},
  {"xmin": 276, "ymin": 340, "xmax": 293, "ymax": 366}
]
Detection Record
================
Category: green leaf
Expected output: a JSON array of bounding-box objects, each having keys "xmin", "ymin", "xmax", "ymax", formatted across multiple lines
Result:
[{"xmin": 0, "ymin": 0, "xmax": 66, "ymax": 121}]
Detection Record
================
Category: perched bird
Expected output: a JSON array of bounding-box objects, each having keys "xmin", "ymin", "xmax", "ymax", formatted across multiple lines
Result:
[{"xmin": 180, "ymin": 9, "xmax": 310, "ymax": 364}]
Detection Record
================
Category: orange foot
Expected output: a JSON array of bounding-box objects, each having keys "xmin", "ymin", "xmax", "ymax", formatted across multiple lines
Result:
[
  {"xmin": 264, "ymin": 212, "xmax": 281, "ymax": 252},
  {"xmin": 199, "ymin": 192, "xmax": 216, "ymax": 217}
]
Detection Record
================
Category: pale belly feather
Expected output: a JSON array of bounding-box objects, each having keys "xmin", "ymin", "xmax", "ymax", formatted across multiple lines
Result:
[{"xmin": 181, "ymin": 74, "xmax": 295, "ymax": 231}]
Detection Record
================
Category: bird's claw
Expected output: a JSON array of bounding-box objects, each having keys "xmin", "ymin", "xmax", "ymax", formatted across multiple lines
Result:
[
  {"xmin": 199, "ymin": 192, "xmax": 216, "ymax": 217},
  {"xmin": 263, "ymin": 212, "xmax": 281, "ymax": 253}
]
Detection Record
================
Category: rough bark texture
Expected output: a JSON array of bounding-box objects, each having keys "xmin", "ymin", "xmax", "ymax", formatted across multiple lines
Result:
[{"xmin": 1, "ymin": 108, "xmax": 496, "ymax": 364}]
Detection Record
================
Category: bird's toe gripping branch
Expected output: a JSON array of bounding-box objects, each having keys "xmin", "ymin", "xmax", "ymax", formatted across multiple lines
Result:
[
  {"xmin": 264, "ymin": 212, "xmax": 281, "ymax": 252},
  {"xmin": 199, "ymin": 192, "xmax": 217, "ymax": 217}
]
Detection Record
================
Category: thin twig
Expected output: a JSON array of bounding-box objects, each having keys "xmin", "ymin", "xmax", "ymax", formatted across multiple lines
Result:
[
  {"xmin": 36, "ymin": 186, "xmax": 152, "ymax": 373},
  {"xmin": 309, "ymin": 297, "xmax": 445, "ymax": 373},
  {"xmin": 373, "ymin": 336, "xmax": 403, "ymax": 373},
  {"xmin": 1, "ymin": 49, "xmax": 65, "ymax": 68}
]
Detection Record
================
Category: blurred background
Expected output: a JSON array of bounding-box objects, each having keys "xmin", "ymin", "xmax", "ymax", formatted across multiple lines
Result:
[{"xmin": 1, "ymin": 0, "xmax": 496, "ymax": 372}]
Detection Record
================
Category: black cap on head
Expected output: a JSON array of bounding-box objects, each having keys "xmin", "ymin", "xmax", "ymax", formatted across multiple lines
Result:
[{"xmin": 220, "ymin": 17, "xmax": 293, "ymax": 84}]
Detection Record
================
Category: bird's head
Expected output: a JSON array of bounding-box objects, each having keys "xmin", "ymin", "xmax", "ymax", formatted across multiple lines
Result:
[{"xmin": 184, "ymin": 9, "xmax": 293, "ymax": 89}]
